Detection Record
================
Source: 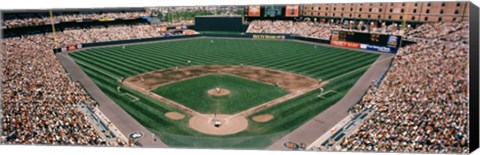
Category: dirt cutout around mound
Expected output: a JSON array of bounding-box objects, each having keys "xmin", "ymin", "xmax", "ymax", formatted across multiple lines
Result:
[
  {"xmin": 252, "ymin": 114, "xmax": 274, "ymax": 123},
  {"xmin": 165, "ymin": 112, "xmax": 185, "ymax": 120},
  {"xmin": 207, "ymin": 88, "xmax": 231, "ymax": 97},
  {"xmin": 125, "ymin": 65, "xmax": 319, "ymax": 93}
]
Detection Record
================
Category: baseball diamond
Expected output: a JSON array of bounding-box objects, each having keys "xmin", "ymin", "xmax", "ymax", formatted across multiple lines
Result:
[
  {"xmin": 152, "ymin": 74, "xmax": 288, "ymax": 114},
  {"xmin": 68, "ymin": 38, "xmax": 380, "ymax": 148}
]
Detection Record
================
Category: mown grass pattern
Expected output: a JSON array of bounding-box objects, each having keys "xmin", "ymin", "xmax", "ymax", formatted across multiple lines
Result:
[
  {"xmin": 69, "ymin": 38, "xmax": 379, "ymax": 148},
  {"xmin": 153, "ymin": 74, "xmax": 288, "ymax": 114}
]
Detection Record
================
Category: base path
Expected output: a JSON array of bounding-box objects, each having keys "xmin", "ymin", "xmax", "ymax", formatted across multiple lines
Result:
[
  {"xmin": 125, "ymin": 65, "xmax": 319, "ymax": 93},
  {"xmin": 267, "ymin": 53, "xmax": 395, "ymax": 150},
  {"xmin": 228, "ymin": 83, "xmax": 324, "ymax": 119},
  {"xmin": 56, "ymin": 52, "xmax": 168, "ymax": 148}
]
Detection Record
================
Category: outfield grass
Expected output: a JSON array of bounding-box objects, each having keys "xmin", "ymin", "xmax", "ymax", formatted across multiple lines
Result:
[
  {"xmin": 69, "ymin": 38, "xmax": 379, "ymax": 148},
  {"xmin": 153, "ymin": 74, "xmax": 288, "ymax": 114}
]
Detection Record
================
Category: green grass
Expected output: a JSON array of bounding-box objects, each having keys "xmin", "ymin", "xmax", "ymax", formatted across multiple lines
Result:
[
  {"xmin": 69, "ymin": 38, "xmax": 380, "ymax": 148},
  {"xmin": 153, "ymin": 74, "xmax": 288, "ymax": 114}
]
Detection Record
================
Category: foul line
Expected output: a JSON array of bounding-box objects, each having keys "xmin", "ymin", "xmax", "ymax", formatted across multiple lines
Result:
[
  {"xmin": 317, "ymin": 90, "xmax": 338, "ymax": 99},
  {"xmin": 225, "ymin": 55, "xmax": 394, "ymax": 121},
  {"xmin": 120, "ymin": 92, "xmax": 139, "ymax": 102},
  {"xmin": 122, "ymin": 81, "xmax": 212, "ymax": 119}
]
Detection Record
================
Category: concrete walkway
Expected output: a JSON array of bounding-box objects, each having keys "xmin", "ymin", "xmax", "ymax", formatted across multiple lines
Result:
[{"xmin": 56, "ymin": 52, "xmax": 168, "ymax": 148}]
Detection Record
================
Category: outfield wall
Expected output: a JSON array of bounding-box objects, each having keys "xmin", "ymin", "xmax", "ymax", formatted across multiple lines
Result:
[
  {"xmin": 52, "ymin": 32, "xmax": 412, "ymax": 53},
  {"xmin": 194, "ymin": 16, "xmax": 247, "ymax": 32},
  {"xmin": 52, "ymin": 33, "xmax": 330, "ymax": 53}
]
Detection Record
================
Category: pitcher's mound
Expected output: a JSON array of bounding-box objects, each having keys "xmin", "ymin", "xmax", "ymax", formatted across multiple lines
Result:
[
  {"xmin": 207, "ymin": 88, "xmax": 230, "ymax": 97},
  {"xmin": 252, "ymin": 114, "xmax": 274, "ymax": 122},
  {"xmin": 165, "ymin": 112, "xmax": 185, "ymax": 120}
]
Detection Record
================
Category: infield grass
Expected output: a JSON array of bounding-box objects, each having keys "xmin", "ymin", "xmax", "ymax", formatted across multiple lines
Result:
[{"xmin": 153, "ymin": 74, "xmax": 288, "ymax": 114}]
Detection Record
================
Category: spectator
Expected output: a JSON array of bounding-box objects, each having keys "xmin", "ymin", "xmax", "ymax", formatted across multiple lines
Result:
[
  {"xmin": 339, "ymin": 21, "xmax": 469, "ymax": 153},
  {"xmin": 246, "ymin": 20, "xmax": 404, "ymax": 40},
  {"xmin": 0, "ymin": 22, "xmax": 191, "ymax": 146},
  {"xmin": 3, "ymin": 11, "xmax": 148, "ymax": 28}
]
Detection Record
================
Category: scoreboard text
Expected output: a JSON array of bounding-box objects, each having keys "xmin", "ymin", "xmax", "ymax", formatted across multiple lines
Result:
[{"xmin": 330, "ymin": 30, "xmax": 402, "ymax": 53}]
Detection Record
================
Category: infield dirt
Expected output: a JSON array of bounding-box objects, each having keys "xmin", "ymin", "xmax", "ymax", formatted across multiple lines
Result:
[{"xmin": 124, "ymin": 65, "xmax": 319, "ymax": 93}]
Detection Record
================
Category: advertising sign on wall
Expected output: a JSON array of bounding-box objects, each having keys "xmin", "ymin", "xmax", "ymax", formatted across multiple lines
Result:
[
  {"xmin": 248, "ymin": 6, "xmax": 261, "ymax": 17},
  {"xmin": 252, "ymin": 34, "xmax": 286, "ymax": 39},
  {"xmin": 285, "ymin": 5, "xmax": 299, "ymax": 17},
  {"xmin": 330, "ymin": 40, "xmax": 360, "ymax": 49},
  {"xmin": 360, "ymin": 44, "xmax": 397, "ymax": 53}
]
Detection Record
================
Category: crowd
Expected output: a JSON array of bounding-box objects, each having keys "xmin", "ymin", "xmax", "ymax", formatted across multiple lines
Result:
[
  {"xmin": 339, "ymin": 21, "xmax": 470, "ymax": 153},
  {"xmin": 1, "ymin": 36, "xmax": 110, "ymax": 145},
  {"xmin": 246, "ymin": 20, "xmax": 405, "ymax": 40},
  {"xmin": 403, "ymin": 21, "xmax": 469, "ymax": 43},
  {"xmin": 159, "ymin": 19, "xmax": 195, "ymax": 27},
  {"xmin": 247, "ymin": 20, "xmax": 295, "ymax": 34},
  {"xmin": 0, "ymin": 23, "xmax": 184, "ymax": 145},
  {"xmin": 246, "ymin": 20, "xmax": 341, "ymax": 39},
  {"xmin": 50, "ymin": 24, "xmax": 167, "ymax": 48},
  {"xmin": 3, "ymin": 11, "xmax": 148, "ymax": 28}
]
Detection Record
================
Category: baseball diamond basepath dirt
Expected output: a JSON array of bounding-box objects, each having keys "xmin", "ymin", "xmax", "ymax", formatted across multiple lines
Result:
[
  {"xmin": 189, "ymin": 114, "xmax": 249, "ymax": 135},
  {"xmin": 125, "ymin": 65, "xmax": 320, "ymax": 93},
  {"xmin": 122, "ymin": 65, "xmax": 326, "ymax": 135}
]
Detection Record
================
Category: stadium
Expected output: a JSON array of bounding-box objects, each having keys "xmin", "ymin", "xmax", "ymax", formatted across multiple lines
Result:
[{"xmin": 1, "ymin": 1, "xmax": 478, "ymax": 154}]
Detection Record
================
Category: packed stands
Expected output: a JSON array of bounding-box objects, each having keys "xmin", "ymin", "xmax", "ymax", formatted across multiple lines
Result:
[
  {"xmin": 1, "ymin": 22, "xmax": 195, "ymax": 146},
  {"xmin": 159, "ymin": 19, "xmax": 195, "ymax": 27},
  {"xmin": 246, "ymin": 20, "xmax": 405, "ymax": 40},
  {"xmin": 3, "ymin": 11, "xmax": 148, "ymax": 28},
  {"xmin": 50, "ymin": 24, "xmax": 168, "ymax": 48},
  {"xmin": 1, "ymin": 36, "xmax": 112, "ymax": 145},
  {"xmin": 330, "ymin": 21, "xmax": 469, "ymax": 153},
  {"xmin": 403, "ymin": 21, "xmax": 470, "ymax": 43}
]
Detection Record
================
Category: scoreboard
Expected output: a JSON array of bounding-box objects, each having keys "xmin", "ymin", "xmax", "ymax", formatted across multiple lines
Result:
[
  {"xmin": 330, "ymin": 30, "xmax": 402, "ymax": 53},
  {"xmin": 245, "ymin": 5, "xmax": 300, "ymax": 18},
  {"xmin": 264, "ymin": 6, "xmax": 282, "ymax": 17}
]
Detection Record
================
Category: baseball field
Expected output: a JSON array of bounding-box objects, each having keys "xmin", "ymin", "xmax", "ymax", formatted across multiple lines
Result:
[{"xmin": 69, "ymin": 38, "xmax": 379, "ymax": 148}]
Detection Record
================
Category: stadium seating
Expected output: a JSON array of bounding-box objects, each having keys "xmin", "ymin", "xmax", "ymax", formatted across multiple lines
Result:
[
  {"xmin": 337, "ymin": 21, "xmax": 469, "ymax": 153},
  {"xmin": 3, "ymin": 11, "xmax": 148, "ymax": 28},
  {"xmin": 0, "ymin": 6, "xmax": 471, "ymax": 153},
  {"xmin": 1, "ymin": 21, "xmax": 194, "ymax": 146},
  {"xmin": 246, "ymin": 20, "xmax": 406, "ymax": 40}
]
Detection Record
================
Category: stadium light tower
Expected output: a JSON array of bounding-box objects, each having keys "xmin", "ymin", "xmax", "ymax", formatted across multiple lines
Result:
[{"xmin": 49, "ymin": 10, "xmax": 58, "ymax": 48}]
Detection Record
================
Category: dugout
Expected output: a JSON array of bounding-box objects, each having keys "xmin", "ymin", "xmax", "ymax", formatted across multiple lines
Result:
[{"xmin": 194, "ymin": 15, "xmax": 248, "ymax": 32}]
